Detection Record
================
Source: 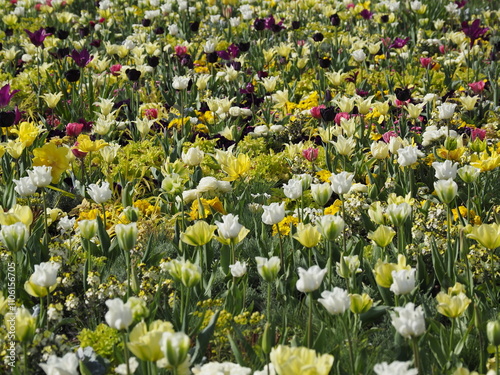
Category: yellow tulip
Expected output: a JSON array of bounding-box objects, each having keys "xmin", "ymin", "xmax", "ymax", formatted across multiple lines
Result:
[
  {"xmin": 293, "ymin": 223, "xmax": 321, "ymax": 248},
  {"xmin": 467, "ymin": 223, "xmax": 500, "ymax": 250},
  {"xmin": 270, "ymin": 345, "xmax": 334, "ymax": 375},
  {"xmin": 436, "ymin": 292, "xmax": 471, "ymax": 319},
  {"xmin": 180, "ymin": 220, "xmax": 216, "ymax": 247},
  {"xmin": 368, "ymin": 225, "xmax": 395, "ymax": 248},
  {"xmin": 127, "ymin": 320, "xmax": 174, "ymax": 362}
]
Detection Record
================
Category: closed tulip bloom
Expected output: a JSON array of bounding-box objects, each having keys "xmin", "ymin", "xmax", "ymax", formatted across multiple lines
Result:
[
  {"xmin": 318, "ymin": 287, "xmax": 350, "ymax": 315},
  {"xmin": 336, "ymin": 255, "xmax": 361, "ymax": 279},
  {"xmin": 436, "ymin": 292, "xmax": 471, "ymax": 319},
  {"xmin": 467, "ymin": 223, "xmax": 500, "ymax": 250},
  {"xmin": 487, "ymin": 320, "xmax": 500, "ymax": 346},
  {"xmin": 105, "ymin": 298, "xmax": 133, "ymax": 330},
  {"xmin": 162, "ymin": 331, "xmax": 191, "ymax": 367},
  {"xmin": 316, "ymin": 215, "xmax": 345, "ymax": 241},
  {"xmin": 387, "ymin": 203, "xmax": 411, "ymax": 227},
  {"xmin": 182, "ymin": 147, "xmax": 204, "ymax": 166},
  {"xmin": 115, "ymin": 222, "xmax": 138, "ymax": 251},
  {"xmin": 229, "ymin": 261, "xmax": 247, "ymax": 278},
  {"xmin": 0, "ymin": 222, "xmax": 29, "ymax": 252},
  {"xmin": 432, "ymin": 160, "xmax": 458, "ymax": 180},
  {"xmin": 293, "ymin": 223, "xmax": 321, "ymax": 248},
  {"xmin": 434, "ymin": 178, "xmax": 458, "ymax": 204},
  {"xmin": 215, "ymin": 214, "xmax": 243, "ymax": 239},
  {"xmin": 397, "ymin": 145, "xmax": 424, "ymax": 167},
  {"xmin": 329, "ymin": 171, "xmax": 353, "ymax": 195},
  {"xmin": 127, "ymin": 320, "xmax": 174, "ymax": 362},
  {"xmin": 87, "ymin": 181, "xmax": 112, "ymax": 204},
  {"xmin": 256, "ymin": 256, "xmax": 281, "ymax": 282},
  {"xmin": 374, "ymin": 360, "xmax": 418, "ymax": 375},
  {"xmin": 172, "ymin": 75, "xmax": 190, "ymax": 90},
  {"xmin": 350, "ymin": 293, "xmax": 373, "ymax": 314},
  {"xmin": 371, "ymin": 141, "xmax": 389, "ymax": 159},
  {"xmin": 391, "ymin": 302, "xmax": 426, "ymax": 338},
  {"xmin": 331, "ymin": 135, "xmax": 356, "ymax": 157},
  {"xmin": 78, "ymin": 219, "xmax": 98, "ymax": 239},
  {"xmin": 368, "ymin": 201, "xmax": 387, "ymax": 225},
  {"xmin": 29, "ymin": 262, "xmax": 60, "ymax": 288},
  {"xmin": 5, "ymin": 306, "xmax": 36, "ymax": 343},
  {"xmin": 181, "ymin": 220, "xmax": 216, "ymax": 247},
  {"xmin": 283, "ymin": 178, "xmax": 303, "ymax": 199},
  {"xmin": 13, "ymin": 176, "xmax": 37, "ymax": 196},
  {"xmin": 262, "ymin": 202, "xmax": 286, "ymax": 225},
  {"xmin": 458, "ymin": 165, "xmax": 480, "ymax": 183},
  {"xmin": 374, "ymin": 255, "xmax": 411, "ymax": 288},
  {"xmin": 368, "ymin": 225, "xmax": 396, "ymax": 247},
  {"xmin": 27, "ymin": 166, "xmax": 52, "ymax": 187},
  {"xmin": 390, "ymin": 268, "xmax": 416, "ymax": 295},
  {"xmin": 438, "ymin": 102, "xmax": 457, "ymax": 120},
  {"xmin": 270, "ymin": 345, "xmax": 334, "ymax": 375},
  {"xmin": 40, "ymin": 353, "xmax": 79, "ymax": 375},
  {"xmin": 351, "ymin": 49, "xmax": 366, "ymax": 62},
  {"xmin": 310, "ymin": 183, "xmax": 333, "ymax": 207},
  {"xmin": 165, "ymin": 258, "xmax": 202, "ymax": 287},
  {"xmin": 296, "ymin": 265, "xmax": 327, "ymax": 293}
]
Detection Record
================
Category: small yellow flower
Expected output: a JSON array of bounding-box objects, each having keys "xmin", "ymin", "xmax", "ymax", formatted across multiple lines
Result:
[{"xmin": 324, "ymin": 199, "xmax": 342, "ymax": 215}]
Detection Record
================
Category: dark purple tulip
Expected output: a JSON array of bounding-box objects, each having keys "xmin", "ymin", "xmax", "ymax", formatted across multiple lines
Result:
[
  {"xmin": 320, "ymin": 106, "xmax": 337, "ymax": 122},
  {"xmin": 389, "ymin": 37, "xmax": 410, "ymax": 49},
  {"xmin": 65, "ymin": 69, "xmax": 81, "ymax": 82},
  {"xmin": 71, "ymin": 49, "xmax": 94, "ymax": 68},
  {"xmin": 0, "ymin": 84, "xmax": 20, "ymax": 108},
  {"xmin": 24, "ymin": 27, "xmax": 51, "ymax": 47},
  {"xmin": 360, "ymin": 9, "xmax": 373, "ymax": 20},
  {"xmin": 330, "ymin": 14, "xmax": 340, "ymax": 26},
  {"xmin": 462, "ymin": 19, "xmax": 489, "ymax": 46},
  {"xmin": 292, "ymin": 20, "xmax": 301, "ymax": 29},
  {"xmin": 254, "ymin": 18, "xmax": 265, "ymax": 31},
  {"xmin": 0, "ymin": 111, "xmax": 15, "ymax": 127},
  {"xmin": 312, "ymin": 33, "xmax": 324, "ymax": 42},
  {"xmin": 142, "ymin": 19, "xmax": 151, "ymax": 27}
]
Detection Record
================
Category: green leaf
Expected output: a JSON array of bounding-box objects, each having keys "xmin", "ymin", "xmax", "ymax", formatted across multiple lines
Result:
[{"xmin": 190, "ymin": 310, "xmax": 220, "ymax": 365}]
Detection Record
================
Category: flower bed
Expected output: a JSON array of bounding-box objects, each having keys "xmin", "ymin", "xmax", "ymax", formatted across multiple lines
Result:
[{"xmin": 1, "ymin": 0, "xmax": 500, "ymax": 374}]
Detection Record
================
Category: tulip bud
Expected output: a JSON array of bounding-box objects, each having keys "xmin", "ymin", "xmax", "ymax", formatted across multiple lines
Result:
[
  {"xmin": 122, "ymin": 206, "xmax": 140, "ymax": 222},
  {"xmin": 368, "ymin": 225, "xmax": 396, "ymax": 248},
  {"xmin": 78, "ymin": 219, "xmax": 98, "ymax": 239},
  {"xmin": 162, "ymin": 331, "xmax": 190, "ymax": 367},
  {"xmin": 6, "ymin": 307, "xmax": 36, "ymax": 342},
  {"xmin": 487, "ymin": 320, "xmax": 500, "ymax": 346},
  {"xmin": 311, "ymin": 183, "xmax": 333, "ymax": 207},
  {"xmin": 434, "ymin": 179, "xmax": 458, "ymax": 205},
  {"xmin": 444, "ymin": 136, "xmax": 458, "ymax": 151},
  {"xmin": 0, "ymin": 222, "xmax": 29, "ymax": 252},
  {"xmin": 350, "ymin": 293, "xmax": 373, "ymax": 314},
  {"xmin": 126, "ymin": 296, "xmax": 150, "ymax": 321},
  {"xmin": 262, "ymin": 322, "xmax": 274, "ymax": 354},
  {"xmin": 256, "ymin": 256, "xmax": 281, "ymax": 282},
  {"xmin": 115, "ymin": 223, "xmax": 138, "ymax": 251}
]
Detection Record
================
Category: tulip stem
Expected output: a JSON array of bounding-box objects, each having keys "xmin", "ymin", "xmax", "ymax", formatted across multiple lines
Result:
[
  {"xmin": 42, "ymin": 188, "xmax": 49, "ymax": 249},
  {"xmin": 23, "ymin": 342, "xmax": 28, "ymax": 374},
  {"xmin": 101, "ymin": 203, "xmax": 107, "ymax": 231},
  {"xmin": 122, "ymin": 331, "xmax": 131, "ymax": 375},
  {"xmin": 181, "ymin": 286, "xmax": 191, "ymax": 333},
  {"xmin": 267, "ymin": 282, "xmax": 272, "ymax": 323},
  {"xmin": 411, "ymin": 336, "xmax": 422, "ymax": 374},
  {"xmin": 276, "ymin": 225, "xmax": 284, "ymax": 265},
  {"xmin": 341, "ymin": 196, "xmax": 347, "ymax": 255},
  {"xmin": 449, "ymin": 317, "xmax": 456, "ymax": 358},
  {"xmin": 496, "ymin": 345, "xmax": 499, "ymax": 375},
  {"xmin": 339, "ymin": 313, "xmax": 355, "ymax": 374},
  {"xmin": 307, "ymin": 292, "xmax": 313, "ymax": 348}
]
